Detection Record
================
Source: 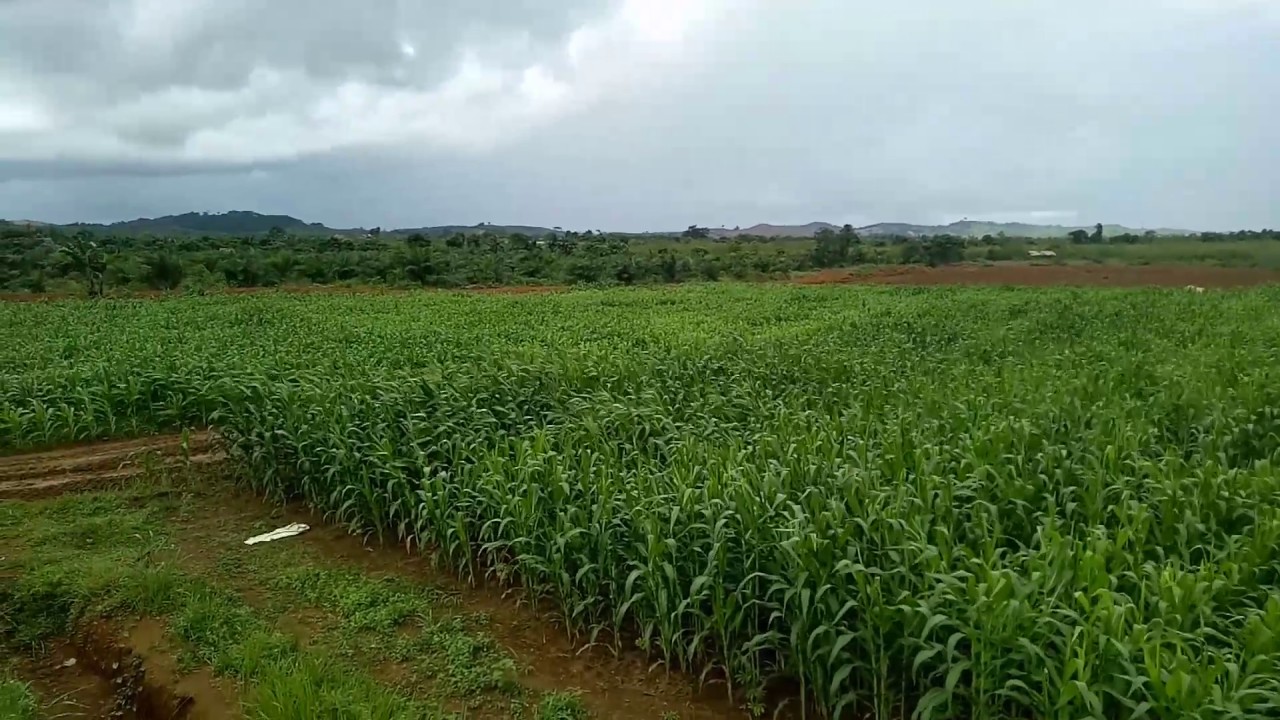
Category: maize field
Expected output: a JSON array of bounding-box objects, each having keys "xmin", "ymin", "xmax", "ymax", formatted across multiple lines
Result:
[{"xmin": 2, "ymin": 284, "xmax": 1280, "ymax": 719}]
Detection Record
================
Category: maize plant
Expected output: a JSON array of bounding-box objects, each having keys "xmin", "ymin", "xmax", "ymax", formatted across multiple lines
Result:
[{"xmin": 3, "ymin": 284, "xmax": 1280, "ymax": 719}]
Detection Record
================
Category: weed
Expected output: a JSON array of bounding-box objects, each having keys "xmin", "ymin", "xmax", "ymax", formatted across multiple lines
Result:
[
  {"xmin": 0, "ymin": 485, "xmax": 520, "ymax": 717},
  {"xmin": 273, "ymin": 566, "xmax": 516, "ymax": 697},
  {"xmin": 535, "ymin": 691, "xmax": 589, "ymax": 720},
  {"xmin": 245, "ymin": 655, "xmax": 436, "ymax": 720},
  {"xmin": 0, "ymin": 675, "xmax": 37, "ymax": 720}
]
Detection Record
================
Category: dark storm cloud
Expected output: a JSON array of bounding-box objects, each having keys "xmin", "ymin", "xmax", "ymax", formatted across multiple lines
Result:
[
  {"xmin": 0, "ymin": 0, "xmax": 627, "ymax": 159},
  {"xmin": 1, "ymin": 0, "xmax": 600, "ymax": 90},
  {"xmin": 1, "ymin": 0, "xmax": 1277, "ymax": 230}
]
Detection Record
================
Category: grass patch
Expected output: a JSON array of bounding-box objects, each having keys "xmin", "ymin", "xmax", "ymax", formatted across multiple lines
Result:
[
  {"xmin": 271, "ymin": 566, "xmax": 517, "ymax": 697},
  {"xmin": 271, "ymin": 566, "xmax": 445, "ymax": 634},
  {"xmin": 0, "ymin": 482, "xmax": 546, "ymax": 718},
  {"xmin": 0, "ymin": 675, "xmax": 37, "ymax": 720},
  {"xmin": 0, "ymin": 488, "xmax": 461, "ymax": 718},
  {"xmin": 170, "ymin": 585, "xmax": 287, "ymax": 677},
  {"xmin": 534, "ymin": 691, "xmax": 589, "ymax": 720},
  {"xmin": 246, "ymin": 656, "xmax": 432, "ymax": 720},
  {"xmin": 0, "ymin": 493, "xmax": 176, "ymax": 648}
]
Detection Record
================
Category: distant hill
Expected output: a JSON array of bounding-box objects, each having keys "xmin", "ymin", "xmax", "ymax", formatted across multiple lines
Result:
[
  {"xmin": 705, "ymin": 220, "xmax": 1192, "ymax": 239},
  {"xmin": 393, "ymin": 223, "xmax": 557, "ymax": 237},
  {"xmin": 856, "ymin": 221, "xmax": 1192, "ymax": 239},
  {"xmin": 34, "ymin": 212, "xmax": 557, "ymax": 238},
  {"xmin": 7, "ymin": 211, "xmax": 1192, "ymax": 240},
  {"xmin": 710, "ymin": 222, "xmax": 838, "ymax": 239},
  {"xmin": 55, "ymin": 211, "xmax": 336, "ymax": 236}
]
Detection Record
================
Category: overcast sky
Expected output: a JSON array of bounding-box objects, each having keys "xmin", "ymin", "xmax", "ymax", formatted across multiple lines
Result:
[{"xmin": 1, "ymin": 0, "xmax": 1277, "ymax": 231}]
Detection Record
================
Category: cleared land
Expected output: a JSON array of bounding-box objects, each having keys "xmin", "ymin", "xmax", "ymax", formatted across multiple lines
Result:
[
  {"xmin": 0, "ymin": 431, "xmax": 218, "ymax": 500},
  {"xmin": 6, "ymin": 260, "xmax": 1280, "ymax": 304},
  {"xmin": 795, "ymin": 263, "xmax": 1280, "ymax": 287},
  {"xmin": 3, "ymin": 283, "xmax": 1280, "ymax": 719}
]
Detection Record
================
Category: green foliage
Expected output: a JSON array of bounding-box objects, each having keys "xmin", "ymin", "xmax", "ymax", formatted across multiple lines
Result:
[
  {"xmin": 144, "ymin": 251, "xmax": 185, "ymax": 290},
  {"xmin": 56, "ymin": 230, "xmax": 107, "ymax": 297},
  {"xmin": 535, "ymin": 691, "xmax": 589, "ymax": 720},
  {"xmin": 246, "ymin": 656, "xmax": 430, "ymax": 720},
  {"xmin": 924, "ymin": 235, "xmax": 965, "ymax": 266},
  {"xmin": 0, "ymin": 676, "xmax": 37, "ymax": 720},
  {"xmin": 271, "ymin": 566, "xmax": 515, "ymax": 696},
  {"xmin": 812, "ymin": 225, "xmax": 861, "ymax": 267},
  {"xmin": 0, "ymin": 487, "xmax": 504, "ymax": 718},
  {"xmin": 6, "ymin": 221, "xmax": 1280, "ymax": 295},
  {"xmin": 0, "ymin": 229, "xmax": 827, "ymax": 293},
  {"xmin": 4, "ymin": 285, "xmax": 1280, "ymax": 719}
]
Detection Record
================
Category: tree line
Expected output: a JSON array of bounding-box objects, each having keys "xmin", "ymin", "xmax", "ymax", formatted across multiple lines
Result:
[
  {"xmin": 0, "ymin": 224, "xmax": 895, "ymax": 296},
  {"xmin": 1, "ymin": 221, "xmax": 1277, "ymax": 297}
]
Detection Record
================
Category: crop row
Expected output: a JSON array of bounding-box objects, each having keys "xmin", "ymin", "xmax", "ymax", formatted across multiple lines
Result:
[{"xmin": 3, "ymin": 285, "xmax": 1279, "ymax": 718}]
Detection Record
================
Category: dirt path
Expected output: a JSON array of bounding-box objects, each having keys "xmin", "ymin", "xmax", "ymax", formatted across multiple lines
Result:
[
  {"xmin": 794, "ymin": 263, "xmax": 1280, "ymax": 288},
  {"xmin": 15, "ymin": 621, "xmax": 231, "ymax": 720},
  {"xmin": 0, "ymin": 431, "xmax": 220, "ymax": 500},
  {"xmin": 6, "ymin": 262, "xmax": 1279, "ymax": 304}
]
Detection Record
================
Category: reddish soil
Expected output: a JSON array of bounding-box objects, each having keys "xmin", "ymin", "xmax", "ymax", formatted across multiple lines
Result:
[
  {"xmin": 464, "ymin": 284, "xmax": 567, "ymax": 295},
  {"xmin": 6, "ymin": 263, "xmax": 1278, "ymax": 304},
  {"xmin": 125, "ymin": 619, "xmax": 239, "ymax": 720},
  {"xmin": 14, "ymin": 639, "xmax": 118, "ymax": 719},
  {"xmin": 14, "ymin": 620, "xmax": 232, "ymax": 720},
  {"xmin": 0, "ymin": 431, "xmax": 220, "ymax": 500},
  {"xmin": 793, "ymin": 263, "xmax": 1280, "ymax": 288}
]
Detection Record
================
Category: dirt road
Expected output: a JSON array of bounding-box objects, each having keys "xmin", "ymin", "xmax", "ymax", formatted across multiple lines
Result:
[
  {"xmin": 794, "ymin": 264, "xmax": 1280, "ymax": 288},
  {"xmin": 0, "ymin": 431, "xmax": 219, "ymax": 500}
]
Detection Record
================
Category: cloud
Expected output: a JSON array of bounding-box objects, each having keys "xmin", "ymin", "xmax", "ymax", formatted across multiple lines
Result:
[
  {"xmin": 0, "ymin": 0, "xmax": 1277, "ymax": 231},
  {"xmin": 0, "ymin": 0, "xmax": 726, "ymax": 166}
]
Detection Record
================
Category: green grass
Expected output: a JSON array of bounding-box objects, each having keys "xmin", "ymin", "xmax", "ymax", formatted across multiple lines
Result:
[
  {"xmin": 246, "ymin": 655, "xmax": 429, "ymax": 720},
  {"xmin": 269, "ymin": 566, "xmax": 516, "ymax": 696},
  {"xmin": 0, "ymin": 675, "xmax": 37, "ymax": 720},
  {"xmin": 0, "ymin": 483, "xmax": 541, "ymax": 718},
  {"xmin": 534, "ymin": 691, "xmax": 589, "ymax": 720},
  {"xmin": 0, "ymin": 493, "xmax": 174, "ymax": 647}
]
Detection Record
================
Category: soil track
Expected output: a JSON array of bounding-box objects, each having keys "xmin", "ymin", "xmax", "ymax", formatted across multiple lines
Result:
[
  {"xmin": 0, "ymin": 431, "xmax": 219, "ymax": 500},
  {"xmin": 794, "ymin": 263, "xmax": 1280, "ymax": 288},
  {"xmin": 6, "ymin": 263, "xmax": 1278, "ymax": 303},
  {"xmin": 13, "ymin": 620, "xmax": 231, "ymax": 720}
]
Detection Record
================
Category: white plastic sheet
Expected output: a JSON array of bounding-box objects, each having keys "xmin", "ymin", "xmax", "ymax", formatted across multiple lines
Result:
[{"xmin": 244, "ymin": 523, "xmax": 310, "ymax": 545}]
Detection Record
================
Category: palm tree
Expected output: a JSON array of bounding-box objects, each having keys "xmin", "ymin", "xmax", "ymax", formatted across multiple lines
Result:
[{"xmin": 59, "ymin": 230, "xmax": 106, "ymax": 297}]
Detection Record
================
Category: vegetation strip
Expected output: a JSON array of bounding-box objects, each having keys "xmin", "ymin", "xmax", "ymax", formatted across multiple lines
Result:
[
  {"xmin": 6, "ymin": 215, "xmax": 1280, "ymax": 298},
  {"xmin": 0, "ymin": 673, "xmax": 37, "ymax": 720}
]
